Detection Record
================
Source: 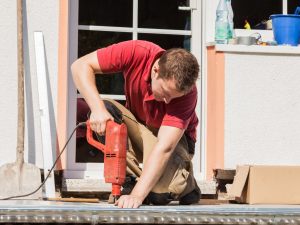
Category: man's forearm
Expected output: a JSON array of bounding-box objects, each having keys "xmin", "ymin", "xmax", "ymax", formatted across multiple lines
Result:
[
  {"xmin": 130, "ymin": 143, "xmax": 173, "ymax": 200},
  {"xmin": 129, "ymin": 126, "xmax": 184, "ymax": 202},
  {"xmin": 72, "ymin": 63, "xmax": 101, "ymax": 109},
  {"xmin": 71, "ymin": 51, "xmax": 105, "ymax": 113}
]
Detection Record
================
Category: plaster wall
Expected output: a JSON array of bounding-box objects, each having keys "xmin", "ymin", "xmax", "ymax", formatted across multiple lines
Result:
[
  {"xmin": 0, "ymin": 0, "xmax": 59, "ymax": 167},
  {"xmin": 224, "ymin": 53, "xmax": 300, "ymax": 168}
]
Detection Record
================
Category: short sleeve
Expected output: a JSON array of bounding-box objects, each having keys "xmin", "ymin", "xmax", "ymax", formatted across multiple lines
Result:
[{"xmin": 97, "ymin": 41, "xmax": 134, "ymax": 73}]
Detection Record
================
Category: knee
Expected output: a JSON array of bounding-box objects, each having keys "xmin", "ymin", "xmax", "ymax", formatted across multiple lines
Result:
[{"xmin": 148, "ymin": 192, "xmax": 173, "ymax": 205}]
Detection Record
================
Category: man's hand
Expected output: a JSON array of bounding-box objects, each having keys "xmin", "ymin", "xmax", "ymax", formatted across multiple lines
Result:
[
  {"xmin": 89, "ymin": 107, "xmax": 114, "ymax": 135},
  {"xmin": 115, "ymin": 194, "xmax": 143, "ymax": 208}
]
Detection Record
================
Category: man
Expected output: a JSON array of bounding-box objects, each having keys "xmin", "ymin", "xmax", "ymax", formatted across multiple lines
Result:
[{"xmin": 71, "ymin": 40, "xmax": 200, "ymax": 208}]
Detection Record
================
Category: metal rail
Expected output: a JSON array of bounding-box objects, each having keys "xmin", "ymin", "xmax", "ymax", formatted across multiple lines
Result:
[{"xmin": 0, "ymin": 200, "xmax": 300, "ymax": 224}]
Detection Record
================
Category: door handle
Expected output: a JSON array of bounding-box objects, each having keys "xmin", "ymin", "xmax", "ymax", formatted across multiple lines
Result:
[
  {"xmin": 178, "ymin": 6, "xmax": 193, "ymax": 11},
  {"xmin": 178, "ymin": 0, "xmax": 197, "ymax": 11}
]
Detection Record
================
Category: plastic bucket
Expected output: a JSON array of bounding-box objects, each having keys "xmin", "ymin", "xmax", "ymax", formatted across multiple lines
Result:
[{"xmin": 270, "ymin": 14, "xmax": 300, "ymax": 46}]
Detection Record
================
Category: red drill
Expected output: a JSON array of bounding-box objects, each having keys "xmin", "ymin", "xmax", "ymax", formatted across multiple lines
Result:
[{"xmin": 86, "ymin": 120, "xmax": 127, "ymax": 200}]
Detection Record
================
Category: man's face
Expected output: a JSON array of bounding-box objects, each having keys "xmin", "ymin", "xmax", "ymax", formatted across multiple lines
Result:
[{"xmin": 151, "ymin": 70, "xmax": 184, "ymax": 104}]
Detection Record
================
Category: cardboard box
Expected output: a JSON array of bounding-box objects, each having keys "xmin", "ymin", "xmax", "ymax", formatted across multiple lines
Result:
[{"xmin": 228, "ymin": 165, "xmax": 300, "ymax": 204}]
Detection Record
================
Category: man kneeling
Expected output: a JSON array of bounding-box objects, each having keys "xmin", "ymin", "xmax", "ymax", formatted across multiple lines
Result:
[{"xmin": 71, "ymin": 40, "xmax": 201, "ymax": 208}]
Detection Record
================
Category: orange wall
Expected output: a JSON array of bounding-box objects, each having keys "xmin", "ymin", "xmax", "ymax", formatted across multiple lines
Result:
[
  {"xmin": 56, "ymin": 0, "xmax": 69, "ymax": 169},
  {"xmin": 206, "ymin": 46, "xmax": 225, "ymax": 179}
]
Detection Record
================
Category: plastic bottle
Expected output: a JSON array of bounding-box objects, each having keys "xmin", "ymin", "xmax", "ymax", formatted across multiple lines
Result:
[
  {"xmin": 215, "ymin": 0, "xmax": 230, "ymax": 44},
  {"xmin": 226, "ymin": 0, "xmax": 235, "ymax": 39}
]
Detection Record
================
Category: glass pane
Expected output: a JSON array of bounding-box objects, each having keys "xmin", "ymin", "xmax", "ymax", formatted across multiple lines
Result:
[
  {"xmin": 138, "ymin": 34, "xmax": 191, "ymax": 51},
  {"xmin": 79, "ymin": 0, "xmax": 133, "ymax": 27},
  {"xmin": 231, "ymin": 0, "xmax": 282, "ymax": 29},
  {"xmin": 78, "ymin": 30, "xmax": 132, "ymax": 57},
  {"xmin": 96, "ymin": 73, "xmax": 125, "ymax": 95},
  {"xmin": 138, "ymin": 0, "xmax": 191, "ymax": 30},
  {"xmin": 76, "ymin": 138, "xmax": 104, "ymax": 163},
  {"xmin": 288, "ymin": 0, "xmax": 299, "ymax": 14}
]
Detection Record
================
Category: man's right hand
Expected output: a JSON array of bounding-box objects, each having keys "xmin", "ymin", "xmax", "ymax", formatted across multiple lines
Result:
[{"xmin": 89, "ymin": 107, "xmax": 114, "ymax": 135}]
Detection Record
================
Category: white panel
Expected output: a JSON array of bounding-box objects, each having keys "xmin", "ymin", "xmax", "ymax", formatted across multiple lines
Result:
[
  {"xmin": 224, "ymin": 53, "xmax": 300, "ymax": 168},
  {"xmin": 34, "ymin": 32, "xmax": 56, "ymax": 197},
  {"xmin": 283, "ymin": 0, "xmax": 288, "ymax": 14},
  {"xmin": 191, "ymin": 0, "xmax": 204, "ymax": 180}
]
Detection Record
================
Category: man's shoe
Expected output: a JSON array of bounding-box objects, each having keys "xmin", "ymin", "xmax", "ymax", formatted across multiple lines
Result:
[
  {"xmin": 179, "ymin": 185, "xmax": 201, "ymax": 205},
  {"xmin": 148, "ymin": 192, "xmax": 173, "ymax": 205}
]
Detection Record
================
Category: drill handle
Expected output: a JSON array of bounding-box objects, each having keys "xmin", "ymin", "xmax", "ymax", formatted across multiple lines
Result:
[{"xmin": 86, "ymin": 120, "xmax": 106, "ymax": 153}]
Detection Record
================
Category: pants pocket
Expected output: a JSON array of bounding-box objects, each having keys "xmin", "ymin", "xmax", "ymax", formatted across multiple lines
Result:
[{"xmin": 168, "ymin": 162, "xmax": 190, "ymax": 198}]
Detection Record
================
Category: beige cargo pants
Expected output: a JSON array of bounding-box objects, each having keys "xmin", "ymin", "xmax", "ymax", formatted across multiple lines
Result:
[{"xmin": 105, "ymin": 99, "xmax": 197, "ymax": 199}]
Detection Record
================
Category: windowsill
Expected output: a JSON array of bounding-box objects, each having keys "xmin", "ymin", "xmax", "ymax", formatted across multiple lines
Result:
[{"xmin": 208, "ymin": 43, "xmax": 300, "ymax": 55}]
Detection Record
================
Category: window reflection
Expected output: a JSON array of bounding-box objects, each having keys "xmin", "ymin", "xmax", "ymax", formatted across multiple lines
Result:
[
  {"xmin": 96, "ymin": 73, "xmax": 125, "ymax": 95},
  {"xmin": 288, "ymin": 0, "xmax": 299, "ymax": 14},
  {"xmin": 138, "ymin": 0, "xmax": 191, "ymax": 30},
  {"xmin": 79, "ymin": 0, "xmax": 132, "ymax": 27},
  {"xmin": 232, "ymin": 0, "xmax": 282, "ymax": 29}
]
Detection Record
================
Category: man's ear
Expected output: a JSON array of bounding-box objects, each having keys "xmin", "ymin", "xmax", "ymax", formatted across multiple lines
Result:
[
  {"xmin": 153, "ymin": 64, "xmax": 159, "ymax": 73},
  {"xmin": 152, "ymin": 64, "xmax": 159, "ymax": 79}
]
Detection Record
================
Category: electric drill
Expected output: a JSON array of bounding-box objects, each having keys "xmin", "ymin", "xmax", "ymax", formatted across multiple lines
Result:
[{"xmin": 86, "ymin": 120, "xmax": 127, "ymax": 201}]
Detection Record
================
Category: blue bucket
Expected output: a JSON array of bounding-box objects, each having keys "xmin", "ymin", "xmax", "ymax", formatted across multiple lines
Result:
[{"xmin": 270, "ymin": 14, "xmax": 300, "ymax": 46}]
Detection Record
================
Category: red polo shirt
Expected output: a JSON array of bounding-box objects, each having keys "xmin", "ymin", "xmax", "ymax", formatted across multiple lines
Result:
[{"xmin": 97, "ymin": 40, "xmax": 198, "ymax": 141}]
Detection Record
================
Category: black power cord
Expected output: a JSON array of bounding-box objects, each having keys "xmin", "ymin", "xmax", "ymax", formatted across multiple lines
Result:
[{"xmin": 1, "ymin": 122, "xmax": 86, "ymax": 200}]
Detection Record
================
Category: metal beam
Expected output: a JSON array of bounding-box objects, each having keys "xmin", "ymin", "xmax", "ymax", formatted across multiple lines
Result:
[{"xmin": 1, "ymin": 200, "xmax": 300, "ymax": 224}]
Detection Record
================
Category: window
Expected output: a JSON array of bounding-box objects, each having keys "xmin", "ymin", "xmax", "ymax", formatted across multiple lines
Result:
[{"xmin": 232, "ymin": 0, "xmax": 298, "ymax": 29}]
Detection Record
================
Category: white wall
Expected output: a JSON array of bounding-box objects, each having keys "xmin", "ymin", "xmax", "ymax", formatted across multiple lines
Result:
[
  {"xmin": 0, "ymin": 1, "xmax": 18, "ymax": 164},
  {"xmin": 0, "ymin": 0, "xmax": 59, "ymax": 167},
  {"xmin": 224, "ymin": 52, "xmax": 300, "ymax": 168}
]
